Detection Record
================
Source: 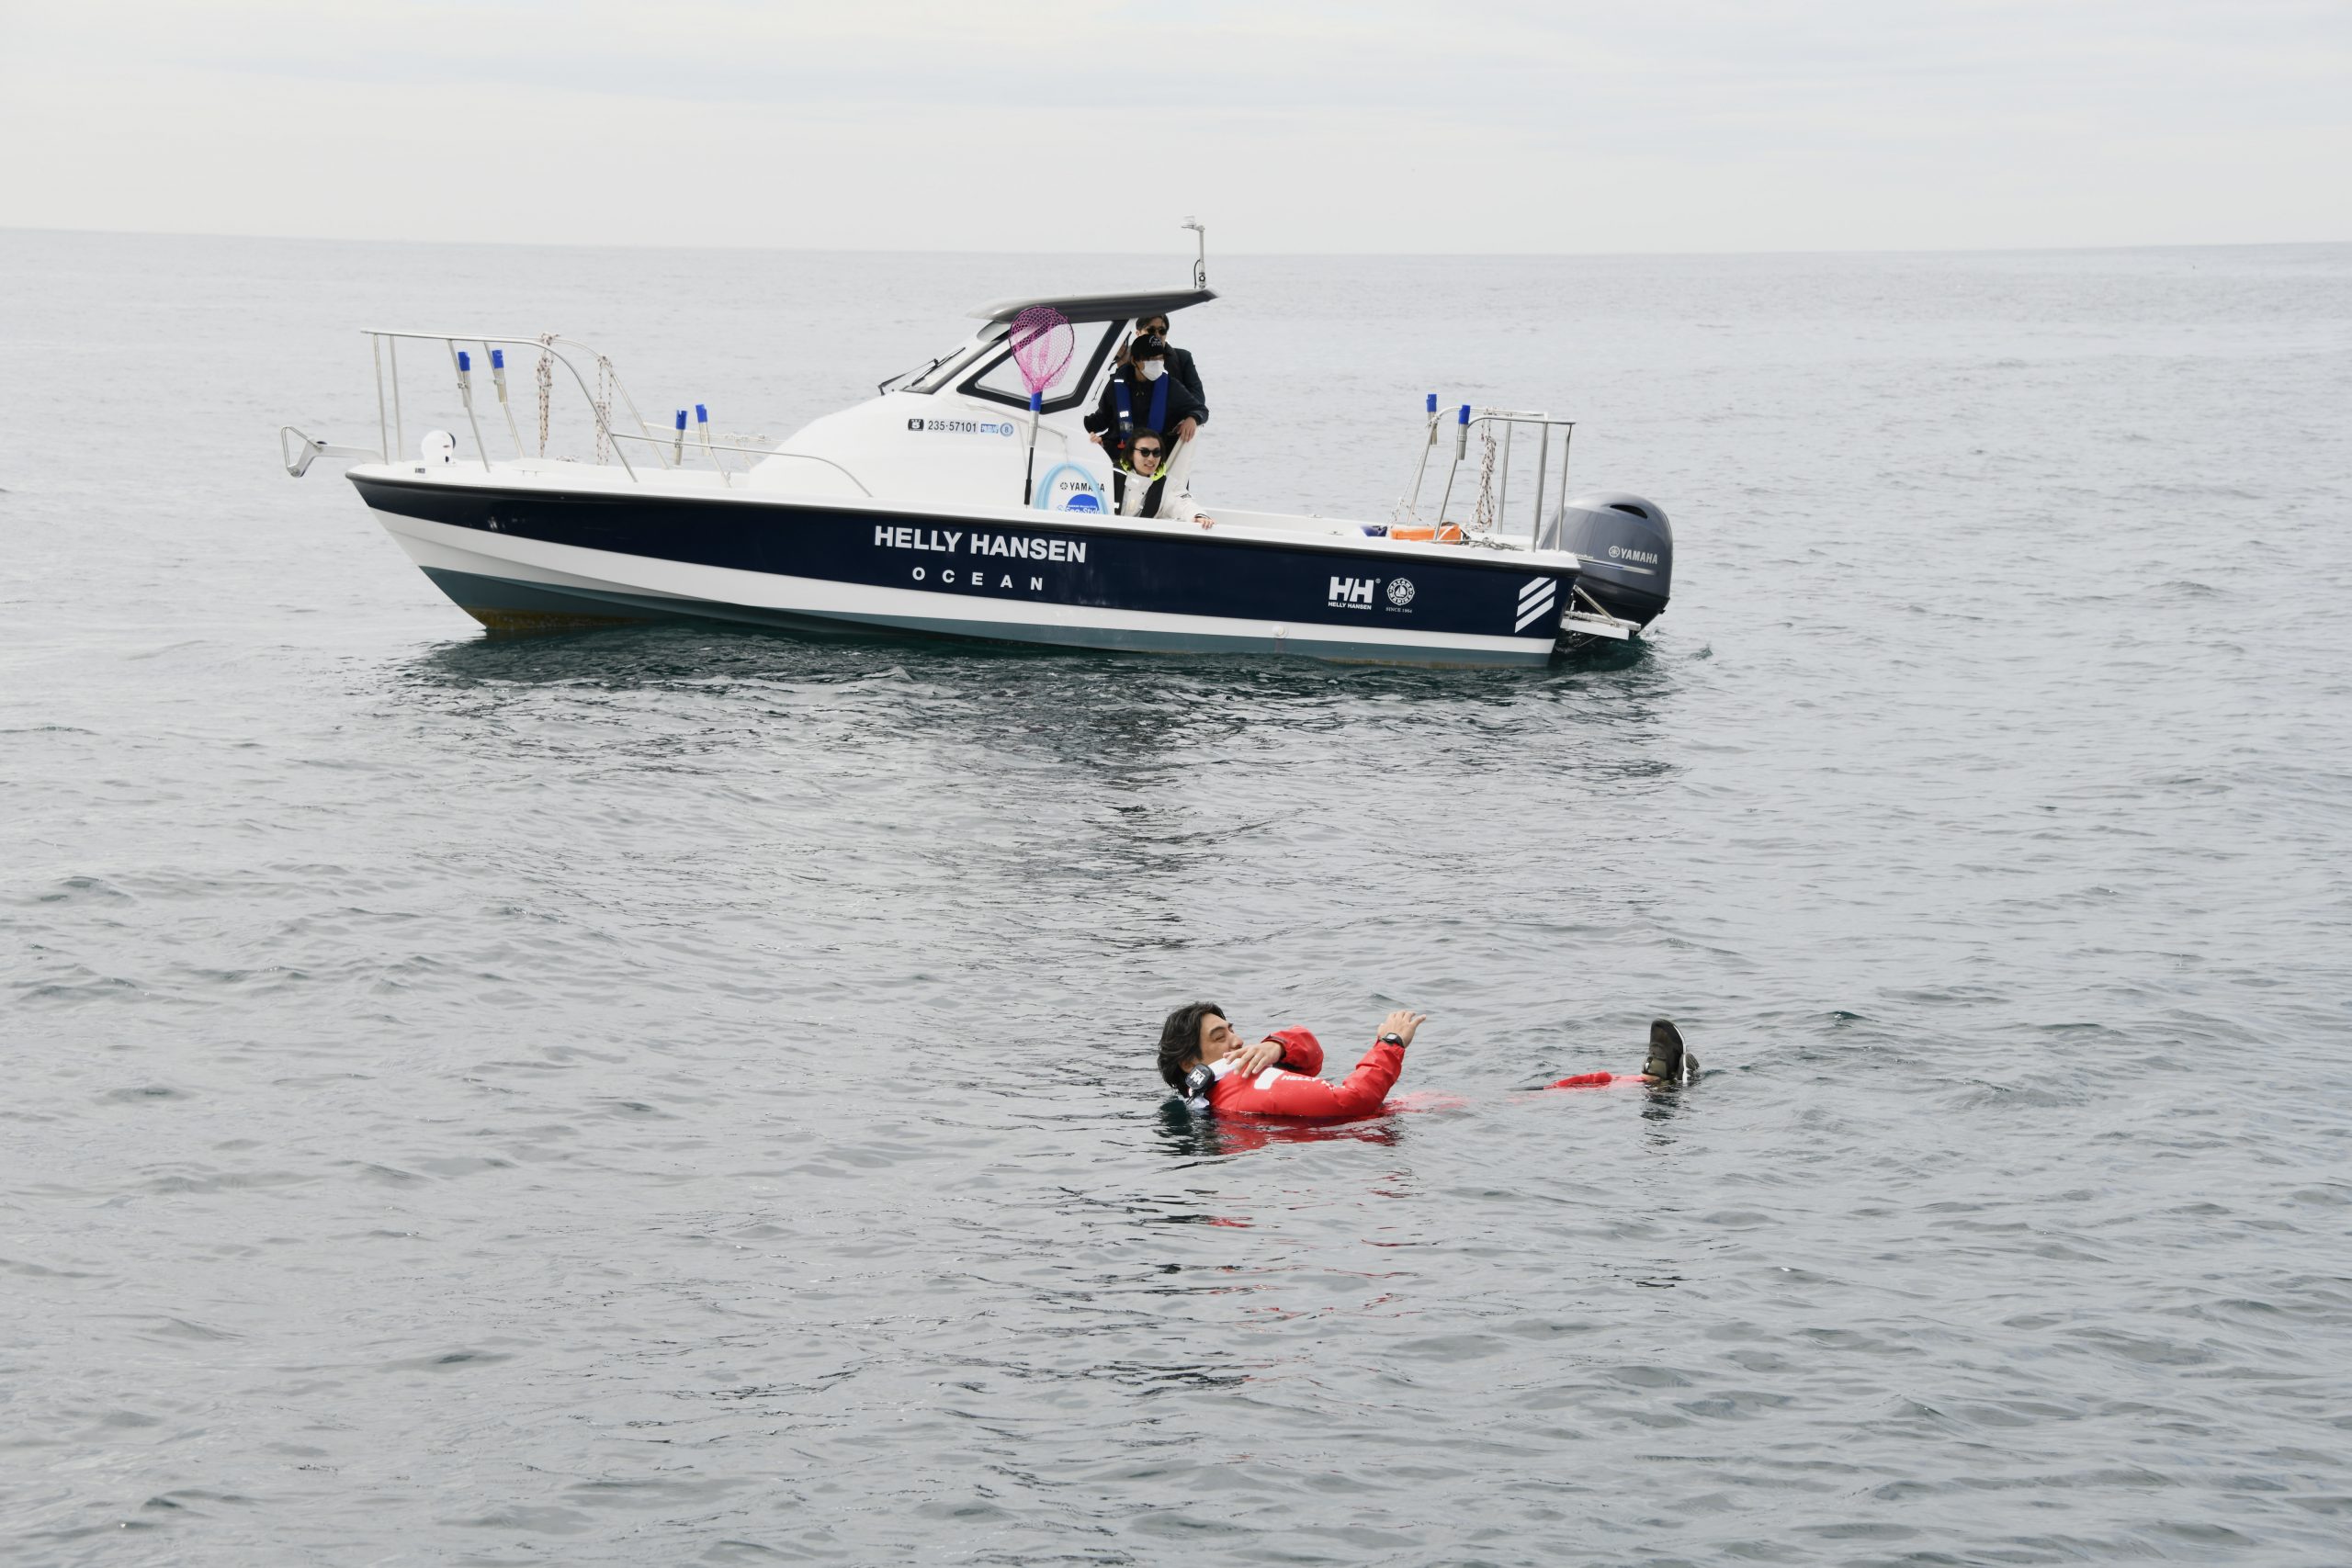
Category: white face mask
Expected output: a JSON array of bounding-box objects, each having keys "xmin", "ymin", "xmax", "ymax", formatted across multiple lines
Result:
[{"xmin": 1136, "ymin": 360, "xmax": 1165, "ymax": 382}]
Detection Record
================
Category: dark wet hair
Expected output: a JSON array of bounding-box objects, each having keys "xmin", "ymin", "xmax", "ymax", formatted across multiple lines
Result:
[
  {"xmin": 1158, "ymin": 1001, "xmax": 1224, "ymax": 1089},
  {"xmin": 1129, "ymin": 333, "xmax": 1169, "ymax": 362}
]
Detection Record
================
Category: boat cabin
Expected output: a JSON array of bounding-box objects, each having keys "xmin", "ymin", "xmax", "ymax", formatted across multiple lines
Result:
[{"xmin": 754, "ymin": 288, "xmax": 1216, "ymax": 512}]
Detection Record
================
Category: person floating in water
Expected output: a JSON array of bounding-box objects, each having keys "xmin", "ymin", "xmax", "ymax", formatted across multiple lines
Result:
[{"xmin": 1157, "ymin": 1003, "xmax": 1695, "ymax": 1119}]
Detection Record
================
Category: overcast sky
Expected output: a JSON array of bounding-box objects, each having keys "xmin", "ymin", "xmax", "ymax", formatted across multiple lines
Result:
[{"xmin": 2, "ymin": 0, "xmax": 2346, "ymax": 254}]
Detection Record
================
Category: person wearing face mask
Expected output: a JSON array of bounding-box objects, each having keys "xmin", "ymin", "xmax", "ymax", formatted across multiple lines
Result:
[
  {"xmin": 1132, "ymin": 312, "xmax": 1205, "ymax": 424},
  {"xmin": 1083, "ymin": 333, "xmax": 1205, "ymax": 478},
  {"xmin": 1133, "ymin": 312, "xmax": 1207, "ymax": 495}
]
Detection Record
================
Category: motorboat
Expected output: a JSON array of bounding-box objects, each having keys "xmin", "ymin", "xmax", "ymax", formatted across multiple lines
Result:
[{"xmin": 278, "ymin": 238, "xmax": 1673, "ymax": 666}]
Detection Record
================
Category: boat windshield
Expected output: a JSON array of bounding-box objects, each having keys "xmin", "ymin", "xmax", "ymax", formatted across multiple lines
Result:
[
  {"xmin": 877, "ymin": 327, "xmax": 1002, "ymax": 397},
  {"xmin": 944, "ymin": 320, "xmax": 1125, "ymax": 415},
  {"xmin": 879, "ymin": 316, "xmax": 1126, "ymax": 412}
]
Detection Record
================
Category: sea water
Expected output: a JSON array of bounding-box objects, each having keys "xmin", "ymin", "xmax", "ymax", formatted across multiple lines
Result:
[{"xmin": 3, "ymin": 231, "xmax": 2350, "ymax": 1565}]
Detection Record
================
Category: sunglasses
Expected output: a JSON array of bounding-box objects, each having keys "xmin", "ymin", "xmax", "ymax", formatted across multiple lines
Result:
[{"xmin": 1134, "ymin": 446, "xmax": 1163, "ymax": 457}]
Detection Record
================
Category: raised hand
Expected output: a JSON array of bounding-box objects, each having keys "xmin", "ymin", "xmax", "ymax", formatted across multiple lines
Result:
[{"xmin": 1380, "ymin": 1010, "xmax": 1428, "ymax": 1046}]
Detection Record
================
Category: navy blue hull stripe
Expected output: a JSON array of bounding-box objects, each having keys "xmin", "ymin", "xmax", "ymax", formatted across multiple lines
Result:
[{"xmin": 355, "ymin": 477, "xmax": 1574, "ymax": 644}]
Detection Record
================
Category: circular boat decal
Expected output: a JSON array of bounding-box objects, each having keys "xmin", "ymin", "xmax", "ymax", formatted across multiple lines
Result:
[
  {"xmin": 1032, "ymin": 461, "xmax": 1106, "ymax": 513},
  {"xmin": 1386, "ymin": 577, "xmax": 1417, "ymax": 607}
]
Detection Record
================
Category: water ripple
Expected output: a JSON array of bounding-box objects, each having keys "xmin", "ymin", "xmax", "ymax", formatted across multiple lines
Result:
[{"xmin": 5, "ymin": 236, "xmax": 2351, "ymax": 1564}]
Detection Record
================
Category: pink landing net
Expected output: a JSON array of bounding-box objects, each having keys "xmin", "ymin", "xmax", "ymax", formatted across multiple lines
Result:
[{"xmin": 1009, "ymin": 306, "xmax": 1075, "ymax": 400}]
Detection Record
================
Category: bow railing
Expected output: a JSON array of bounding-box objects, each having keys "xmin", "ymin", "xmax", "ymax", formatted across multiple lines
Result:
[{"xmin": 280, "ymin": 330, "xmax": 867, "ymax": 495}]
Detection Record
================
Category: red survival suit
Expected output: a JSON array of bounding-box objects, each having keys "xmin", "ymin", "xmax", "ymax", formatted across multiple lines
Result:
[{"xmin": 1196, "ymin": 1028, "xmax": 1406, "ymax": 1120}]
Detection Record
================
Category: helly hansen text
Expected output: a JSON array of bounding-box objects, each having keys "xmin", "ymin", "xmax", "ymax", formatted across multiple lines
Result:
[{"xmin": 876, "ymin": 525, "xmax": 1085, "ymax": 563}]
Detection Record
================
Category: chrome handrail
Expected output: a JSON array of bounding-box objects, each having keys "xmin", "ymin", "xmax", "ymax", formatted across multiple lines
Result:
[
  {"xmin": 605, "ymin": 431, "xmax": 874, "ymax": 496},
  {"xmin": 1396, "ymin": 401, "xmax": 1577, "ymax": 549}
]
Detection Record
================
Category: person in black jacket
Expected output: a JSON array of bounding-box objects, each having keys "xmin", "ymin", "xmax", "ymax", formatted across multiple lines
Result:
[
  {"xmin": 1136, "ymin": 312, "xmax": 1205, "ymax": 426},
  {"xmin": 1136, "ymin": 313, "xmax": 1208, "ymax": 493},
  {"xmin": 1083, "ymin": 334, "xmax": 1205, "ymax": 472}
]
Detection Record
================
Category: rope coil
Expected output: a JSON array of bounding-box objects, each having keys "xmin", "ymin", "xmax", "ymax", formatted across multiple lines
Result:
[
  {"xmin": 535, "ymin": 333, "xmax": 555, "ymax": 458},
  {"xmin": 1472, "ymin": 422, "xmax": 1499, "ymax": 535},
  {"xmin": 594, "ymin": 355, "xmax": 615, "ymax": 466}
]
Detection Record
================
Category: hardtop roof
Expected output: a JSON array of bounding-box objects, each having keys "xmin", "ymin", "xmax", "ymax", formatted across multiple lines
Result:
[{"xmin": 967, "ymin": 288, "xmax": 1216, "ymax": 325}]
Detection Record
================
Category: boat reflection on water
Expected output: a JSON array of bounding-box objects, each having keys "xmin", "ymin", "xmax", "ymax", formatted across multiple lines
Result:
[
  {"xmin": 386, "ymin": 621, "xmax": 1674, "ymax": 803},
  {"xmin": 391, "ymin": 618, "xmax": 1646, "ymax": 698}
]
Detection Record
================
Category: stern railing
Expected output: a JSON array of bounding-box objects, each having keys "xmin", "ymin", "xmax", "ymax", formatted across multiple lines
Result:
[{"xmin": 1394, "ymin": 396, "xmax": 1577, "ymax": 550}]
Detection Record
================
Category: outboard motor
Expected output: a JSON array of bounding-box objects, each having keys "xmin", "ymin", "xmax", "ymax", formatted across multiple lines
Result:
[{"xmin": 1555, "ymin": 491, "xmax": 1673, "ymax": 627}]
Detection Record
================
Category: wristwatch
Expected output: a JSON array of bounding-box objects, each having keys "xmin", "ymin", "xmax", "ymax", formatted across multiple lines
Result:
[{"xmin": 1378, "ymin": 1032, "xmax": 1407, "ymax": 1046}]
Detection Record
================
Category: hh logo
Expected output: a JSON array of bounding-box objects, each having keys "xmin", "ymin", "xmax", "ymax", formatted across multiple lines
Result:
[{"xmin": 1328, "ymin": 576, "xmax": 1377, "ymax": 608}]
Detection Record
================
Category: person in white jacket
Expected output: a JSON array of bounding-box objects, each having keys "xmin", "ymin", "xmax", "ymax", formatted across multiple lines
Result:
[{"xmin": 1112, "ymin": 430, "xmax": 1216, "ymax": 527}]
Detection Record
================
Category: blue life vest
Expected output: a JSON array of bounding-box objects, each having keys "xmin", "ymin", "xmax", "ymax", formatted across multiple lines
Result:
[{"xmin": 1112, "ymin": 373, "xmax": 1170, "ymax": 437}]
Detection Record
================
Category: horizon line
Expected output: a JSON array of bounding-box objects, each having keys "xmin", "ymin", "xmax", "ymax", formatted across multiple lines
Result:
[{"xmin": 5, "ymin": 223, "xmax": 2347, "ymax": 264}]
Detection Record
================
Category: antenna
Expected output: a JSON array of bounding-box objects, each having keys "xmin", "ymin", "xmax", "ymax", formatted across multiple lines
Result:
[{"xmin": 1182, "ymin": 216, "xmax": 1207, "ymax": 289}]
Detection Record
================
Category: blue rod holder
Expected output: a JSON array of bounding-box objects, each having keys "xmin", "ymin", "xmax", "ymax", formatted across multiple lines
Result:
[
  {"xmin": 490, "ymin": 348, "xmax": 505, "ymax": 370},
  {"xmin": 456, "ymin": 351, "xmax": 471, "ymax": 373},
  {"xmin": 1426, "ymin": 392, "xmax": 1437, "ymax": 414}
]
